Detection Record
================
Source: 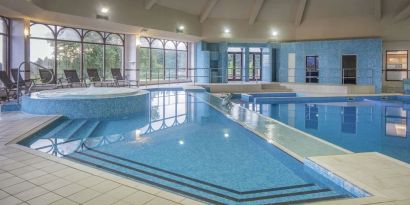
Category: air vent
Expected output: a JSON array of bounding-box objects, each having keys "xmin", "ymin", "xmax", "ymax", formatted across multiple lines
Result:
[{"xmin": 96, "ymin": 15, "xmax": 109, "ymax": 20}]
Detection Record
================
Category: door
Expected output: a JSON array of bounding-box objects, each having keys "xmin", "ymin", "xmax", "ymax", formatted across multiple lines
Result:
[
  {"xmin": 228, "ymin": 52, "xmax": 242, "ymax": 81},
  {"xmin": 249, "ymin": 52, "xmax": 262, "ymax": 81},
  {"xmin": 342, "ymin": 55, "xmax": 357, "ymax": 84}
]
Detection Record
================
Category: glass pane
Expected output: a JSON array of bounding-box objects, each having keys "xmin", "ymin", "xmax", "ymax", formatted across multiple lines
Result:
[
  {"xmin": 177, "ymin": 51, "xmax": 187, "ymax": 79},
  {"xmin": 84, "ymin": 43, "xmax": 103, "ymax": 78},
  {"xmin": 84, "ymin": 31, "xmax": 103, "ymax": 43},
  {"xmin": 227, "ymin": 47, "xmax": 241, "ymax": 52},
  {"xmin": 165, "ymin": 41, "xmax": 176, "ymax": 50},
  {"xmin": 228, "ymin": 69, "xmax": 233, "ymax": 79},
  {"xmin": 249, "ymin": 54, "xmax": 254, "ymax": 69},
  {"xmin": 139, "ymin": 47, "xmax": 150, "ymax": 80},
  {"xmin": 249, "ymin": 47, "xmax": 261, "ymax": 53},
  {"xmin": 235, "ymin": 54, "xmax": 241, "ymax": 69},
  {"xmin": 386, "ymin": 71, "xmax": 407, "ymax": 81},
  {"xmin": 0, "ymin": 18, "xmax": 6, "ymax": 34},
  {"xmin": 177, "ymin": 42, "xmax": 187, "ymax": 50},
  {"xmin": 106, "ymin": 34, "xmax": 123, "ymax": 45},
  {"xmin": 165, "ymin": 50, "xmax": 176, "ymax": 80},
  {"xmin": 151, "ymin": 39, "xmax": 163, "ymax": 49},
  {"xmin": 57, "ymin": 41, "xmax": 81, "ymax": 79},
  {"xmin": 0, "ymin": 35, "xmax": 4, "ymax": 71},
  {"xmin": 30, "ymin": 24, "xmax": 54, "ymax": 39},
  {"xmin": 228, "ymin": 54, "xmax": 234, "ymax": 68},
  {"xmin": 30, "ymin": 39, "xmax": 55, "ymax": 81},
  {"xmin": 255, "ymin": 54, "xmax": 261, "ymax": 69},
  {"xmin": 105, "ymin": 45, "xmax": 123, "ymax": 80},
  {"xmin": 57, "ymin": 28, "xmax": 81, "ymax": 41},
  {"xmin": 387, "ymin": 50, "xmax": 407, "ymax": 70},
  {"xmin": 140, "ymin": 37, "xmax": 150, "ymax": 47},
  {"xmin": 151, "ymin": 49, "xmax": 164, "ymax": 80}
]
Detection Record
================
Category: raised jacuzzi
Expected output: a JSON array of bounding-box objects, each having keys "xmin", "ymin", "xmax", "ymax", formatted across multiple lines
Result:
[{"xmin": 22, "ymin": 87, "xmax": 149, "ymax": 119}]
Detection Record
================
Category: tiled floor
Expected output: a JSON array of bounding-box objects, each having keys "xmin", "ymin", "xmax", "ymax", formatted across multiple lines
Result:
[
  {"xmin": 1, "ymin": 111, "xmax": 410, "ymax": 205},
  {"xmin": 0, "ymin": 112, "xmax": 204, "ymax": 205}
]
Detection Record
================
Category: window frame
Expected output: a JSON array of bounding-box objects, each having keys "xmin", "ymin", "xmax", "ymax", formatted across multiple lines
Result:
[
  {"xmin": 305, "ymin": 55, "xmax": 319, "ymax": 83},
  {"xmin": 29, "ymin": 21, "xmax": 125, "ymax": 81},
  {"xmin": 138, "ymin": 37, "xmax": 190, "ymax": 81},
  {"xmin": 227, "ymin": 50, "xmax": 243, "ymax": 81},
  {"xmin": 249, "ymin": 49, "xmax": 262, "ymax": 81},
  {"xmin": 385, "ymin": 50, "xmax": 408, "ymax": 82}
]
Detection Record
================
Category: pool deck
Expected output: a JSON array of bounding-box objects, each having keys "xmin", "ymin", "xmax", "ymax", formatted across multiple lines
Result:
[{"xmin": 0, "ymin": 112, "xmax": 409, "ymax": 205}]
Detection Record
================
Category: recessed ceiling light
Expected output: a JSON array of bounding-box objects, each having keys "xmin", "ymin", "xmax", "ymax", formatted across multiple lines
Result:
[
  {"xmin": 101, "ymin": 7, "xmax": 109, "ymax": 14},
  {"xmin": 178, "ymin": 25, "xmax": 185, "ymax": 30},
  {"xmin": 272, "ymin": 31, "xmax": 278, "ymax": 36},
  {"xmin": 224, "ymin": 28, "xmax": 231, "ymax": 34}
]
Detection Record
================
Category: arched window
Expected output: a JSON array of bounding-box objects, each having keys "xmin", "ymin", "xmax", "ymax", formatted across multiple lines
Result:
[
  {"xmin": 83, "ymin": 31, "xmax": 104, "ymax": 43},
  {"xmin": 106, "ymin": 34, "xmax": 123, "ymax": 45},
  {"xmin": 140, "ymin": 37, "xmax": 150, "ymax": 47},
  {"xmin": 164, "ymin": 41, "xmax": 176, "ymax": 50},
  {"xmin": 57, "ymin": 28, "xmax": 81, "ymax": 41},
  {"xmin": 30, "ymin": 24, "xmax": 54, "ymax": 39},
  {"xmin": 151, "ymin": 39, "xmax": 163, "ymax": 49},
  {"xmin": 177, "ymin": 42, "xmax": 187, "ymax": 51},
  {"xmin": 165, "ymin": 41, "xmax": 177, "ymax": 80}
]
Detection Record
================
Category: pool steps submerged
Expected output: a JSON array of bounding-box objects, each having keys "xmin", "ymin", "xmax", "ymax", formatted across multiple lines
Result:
[{"xmin": 66, "ymin": 147, "xmax": 349, "ymax": 205}]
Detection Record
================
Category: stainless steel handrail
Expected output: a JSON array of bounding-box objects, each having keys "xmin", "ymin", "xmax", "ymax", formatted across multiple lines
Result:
[{"xmin": 16, "ymin": 61, "xmax": 54, "ymax": 103}]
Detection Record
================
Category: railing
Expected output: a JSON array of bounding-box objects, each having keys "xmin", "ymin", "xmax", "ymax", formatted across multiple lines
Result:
[{"xmin": 16, "ymin": 61, "xmax": 54, "ymax": 103}]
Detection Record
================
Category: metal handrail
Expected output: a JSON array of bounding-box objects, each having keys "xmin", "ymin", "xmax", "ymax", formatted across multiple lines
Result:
[{"xmin": 16, "ymin": 61, "xmax": 54, "ymax": 103}]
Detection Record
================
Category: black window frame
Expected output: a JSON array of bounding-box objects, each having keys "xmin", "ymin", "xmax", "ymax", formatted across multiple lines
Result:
[
  {"xmin": 227, "ymin": 50, "xmax": 243, "ymax": 81},
  {"xmin": 249, "ymin": 49, "xmax": 262, "ymax": 81},
  {"xmin": 385, "ymin": 50, "xmax": 408, "ymax": 82},
  {"xmin": 305, "ymin": 55, "xmax": 319, "ymax": 83}
]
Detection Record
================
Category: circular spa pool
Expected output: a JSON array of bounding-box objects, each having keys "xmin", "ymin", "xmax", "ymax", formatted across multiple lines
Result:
[{"xmin": 22, "ymin": 87, "xmax": 149, "ymax": 119}]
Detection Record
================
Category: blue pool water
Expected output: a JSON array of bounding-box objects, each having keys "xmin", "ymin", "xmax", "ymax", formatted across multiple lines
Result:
[
  {"xmin": 20, "ymin": 90, "xmax": 355, "ymax": 204},
  {"xmin": 235, "ymin": 96, "xmax": 410, "ymax": 164}
]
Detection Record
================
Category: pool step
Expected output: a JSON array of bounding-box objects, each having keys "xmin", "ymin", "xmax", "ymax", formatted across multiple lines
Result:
[
  {"xmin": 69, "ymin": 121, "xmax": 101, "ymax": 140},
  {"xmin": 66, "ymin": 150, "xmax": 349, "ymax": 205},
  {"xmin": 40, "ymin": 120, "xmax": 73, "ymax": 139},
  {"xmin": 55, "ymin": 120, "xmax": 88, "ymax": 140}
]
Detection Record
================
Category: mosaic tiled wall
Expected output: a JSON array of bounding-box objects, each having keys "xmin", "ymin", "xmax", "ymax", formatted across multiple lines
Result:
[{"xmin": 276, "ymin": 38, "xmax": 382, "ymax": 93}]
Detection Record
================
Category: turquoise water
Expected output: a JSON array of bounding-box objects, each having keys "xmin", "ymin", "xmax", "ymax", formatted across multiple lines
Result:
[
  {"xmin": 236, "ymin": 98, "xmax": 410, "ymax": 164},
  {"xmin": 19, "ymin": 90, "xmax": 354, "ymax": 204}
]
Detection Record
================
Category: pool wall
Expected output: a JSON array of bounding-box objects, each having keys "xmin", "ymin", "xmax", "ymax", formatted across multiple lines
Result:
[{"xmin": 21, "ymin": 91, "xmax": 150, "ymax": 119}]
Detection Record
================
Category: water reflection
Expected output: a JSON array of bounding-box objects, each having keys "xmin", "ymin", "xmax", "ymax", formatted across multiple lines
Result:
[{"xmin": 21, "ymin": 90, "xmax": 193, "ymax": 156}]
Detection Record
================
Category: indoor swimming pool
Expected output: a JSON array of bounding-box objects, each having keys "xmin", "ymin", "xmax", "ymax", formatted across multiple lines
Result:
[
  {"xmin": 19, "ymin": 90, "xmax": 357, "ymax": 205},
  {"xmin": 235, "ymin": 95, "xmax": 410, "ymax": 164}
]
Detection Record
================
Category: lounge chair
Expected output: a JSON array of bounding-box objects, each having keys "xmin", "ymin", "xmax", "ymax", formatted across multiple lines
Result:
[
  {"xmin": 63, "ymin": 70, "xmax": 87, "ymax": 87},
  {"xmin": 11, "ymin": 69, "xmax": 34, "ymax": 93},
  {"xmin": 30, "ymin": 69, "xmax": 59, "ymax": 92},
  {"xmin": 86, "ymin": 69, "xmax": 114, "ymax": 87},
  {"xmin": 0, "ymin": 71, "xmax": 17, "ymax": 100},
  {"xmin": 111, "ymin": 68, "xmax": 139, "ymax": 87}
]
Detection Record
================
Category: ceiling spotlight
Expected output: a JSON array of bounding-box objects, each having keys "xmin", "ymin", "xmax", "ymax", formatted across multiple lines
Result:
[
  {"xmin": 178, "ymin": 25, "xmax": 185, "ymax": 31},
  {"xmin": 224, "ymin": 28, "xmax": 231, "ymax": 34},
  {"xmin": 101, "ymin": 7, "xmax": 109, "ymax": 14},
  {"xmin": 272, "ymin": 31, "xmax": 278, "ymax": 37}
]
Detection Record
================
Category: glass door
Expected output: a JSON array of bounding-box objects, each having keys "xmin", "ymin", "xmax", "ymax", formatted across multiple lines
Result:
[
  {"xmin": 249, "ymin": 52, "xmax": 262, "ymax": 81},
  {"xmin": 342, "ymin": 55, "xmax": 357, "ymax": 84},
  {"xmin": 228, "ymin": 52, "xmax": 242, "ymax": 81}
]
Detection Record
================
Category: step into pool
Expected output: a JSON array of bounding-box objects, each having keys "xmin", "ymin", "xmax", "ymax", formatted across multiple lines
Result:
[{"xmin": 19, "ymin": 90, "xmax": 358, "ymax": 204}]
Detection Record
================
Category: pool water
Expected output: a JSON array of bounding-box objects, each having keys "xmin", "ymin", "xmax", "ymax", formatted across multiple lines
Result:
[
  {"xmin": 236, "ymin": 98, "xmax": 410, "ymax": 164},
  {"xmin": 20, "ymin": 90, "xmax": 354, "ymax": 204}
]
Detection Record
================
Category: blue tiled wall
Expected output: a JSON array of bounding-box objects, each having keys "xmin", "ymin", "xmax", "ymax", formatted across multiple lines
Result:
[{"xmin": 276, "ymin": 38, "xmax": 382, "ymax": 93}]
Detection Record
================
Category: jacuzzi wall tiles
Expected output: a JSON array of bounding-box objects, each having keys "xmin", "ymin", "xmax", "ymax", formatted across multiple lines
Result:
[{"xmin": 21, "ymin": 91, "xmax": 150, "ymax": 119}]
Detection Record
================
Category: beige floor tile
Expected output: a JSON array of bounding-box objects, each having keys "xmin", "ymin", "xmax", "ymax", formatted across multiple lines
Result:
[
  {"xmin": 155, "ymin": 190, "xmax": 185, "ymax": 202},
  {"xmin": 67, "ymin": 188, "xmax": 101, "ymax": 204},
  {"xmin": 144, "ymin": 197, "xmax": 180, "ymax": 205},
  {"xmin": 63, "ymin": 171, "xmax": 92, "ymax": 182},
  {"xmin": 2, "ymin": 181, "xmax": 36, "ymax": 195},
  {"xmin": 179, "ymin": 198, "xmax": 205, "ymax": 205},
  {"xmin": 106, "ymin": 185, "xmax": 138, "ymax": 199},
  {"xmin": 75, "ymin": 175, "xmax": 105, "ymax": 188},
  {"xmin": 27, "ymin": 192, "xmax": 62, "ymax": 205},
  {"xmin": 40, "ymin": 163, "xmax": 68, "ymax": 173},
  {"xmin": 0, "ymin": 172, "xmax": 14, "ymax": 181},
  {"xmin": 53, "ymin": 183, "xmax": 86, "ymax": 197},
  {"xmin": 0, "ymin": 195, "xmax": 22, "ymax": 205},
  {"xmin": 113, "ymin": 201, "xmax": 132, "ymax": 205},
  {"xmin": 41, "ymin": 178, "xmax": 72, "ymax": 190},
  {"xmin": 0, "ymin": 176, "xmax": 24, "ymax": 189},
  {"xmin": 28, "ymin": 174, "xmax": 59, "ymax": 185},
  {"xmin": 49, "ymin": 198, "xmax": 79, "ymax": 205},
  {"xmin": 52, "ymin": 168, "xmax": 78, "ymax": 177},
  {"xmin": 90, "ymin": 180, "xmax": 121, "ymax": 193},
  {"xmin": 83, "ymin": 194, "xmax": 121, "ymax": 205},
  {"xmin": 0, "ymin": 190, "xmax": 9, "ymax": 200},
  {"xmin": 14, "ymin": 186, "xmax": 49, "ymax": 201},
  {"xmin": 122, "ymin": 191, "xmax": 156, "ymax": 205},
  {"xmin": 19, "ymin": 170, "xmax": 48, "ymax": 180}
]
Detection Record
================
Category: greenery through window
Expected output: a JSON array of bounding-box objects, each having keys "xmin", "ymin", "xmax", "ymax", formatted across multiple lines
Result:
[
  {"xmin": 29, "ymin": 22, "xmax": 125, "ymax": 81},
  {"xmin": 138, "ymin": 37, "xmax": 189, "ymax": 81}
]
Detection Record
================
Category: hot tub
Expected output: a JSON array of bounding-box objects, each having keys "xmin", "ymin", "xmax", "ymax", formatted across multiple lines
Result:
[{"xmin": 22, "ymin": 87, "xmax": 149, "ymax": 119}]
